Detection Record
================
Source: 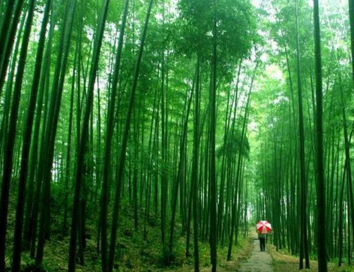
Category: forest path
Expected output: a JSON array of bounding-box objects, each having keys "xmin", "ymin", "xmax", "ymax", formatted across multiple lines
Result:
[{"xmin": 235, "ymin": 239, "xmax": 274, "ymax": 272}]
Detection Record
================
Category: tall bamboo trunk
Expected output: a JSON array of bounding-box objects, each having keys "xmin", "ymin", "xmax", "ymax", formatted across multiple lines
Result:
[
  {"xmin": 12, "ymin": 0, "xmax": 51, "ymax": 270},
  {"xmin": 313, "ymin": 0, "xmax": 327, "ymax": 270},
  {"xmin": 0, "ymin": 1, "xmax": 36, "ymax": 270},
  {"xmin": 107, "ymin": 1, "xmax": 153, "ymax": 271}
]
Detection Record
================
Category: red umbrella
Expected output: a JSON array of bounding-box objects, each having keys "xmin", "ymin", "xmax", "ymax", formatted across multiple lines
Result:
[{"xmin": 257, "ymin": 220, "xmax": 272, "ymax": 234}]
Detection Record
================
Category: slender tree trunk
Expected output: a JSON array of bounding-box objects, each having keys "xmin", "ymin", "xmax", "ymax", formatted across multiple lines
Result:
[
  {"xmin": 294, "ymin": 0, "xmax": 309, "ymax": 267},
  {"xmin": 98, "ymin": 0, "xmax": 129, "ymax": 254},
  {"xmin": 68, "ymin": 0, "xmax": 111, "ymax": 270},
  {"xmin": 227, "ymin": 85, "xmax": 253, "ymax": 261},
  {"xmin": 107, "ymin": 2, "xmax": 153, "ymax": 271},
  {"xmin": 0, "ymin": 1, "xmax": 36, "ymax": 269},
  {"xmin": 313, "ymin": 0, "xmax": 327, "ymax": 270},
  {"xmin": 192, "ymin": 58, "xmax": 201, "ymax": 272},
  {"xmin": 161, "ymin": 2, "xmax": 168, "ymax": 251},
  {"xmin": 0, "ymin": 14, "xmax": 25, "ymax": 154},
  {"xmin": 348, "ymin": 0, "xmax": 354, "ymax": 84},
  {"xmin": 63, "ymin": 38, "xmax": 77, "ymax": 236},
  {"xmin": 12, "ymin": 0, "xmax": 51, "ymax": 270},
  {"xmin": 210, "ymin": 1, "xmax": 218, "ymax": 270},
  {"xmin": 25, "ymin": 16, "xmax": 53, "ymax": 254},
  {"xmin": 36, "ymin": 0, "xmax": 78, "ymax": 266},
  {"xmin": 217, "ymin": 62, "xmax": 242, "ymax": 241},
  {"xmin": 339, "ymin": 75, "xmax": 354, "ymax": 253},
  {"xmin": 168, "ymin": 81, "xmax": 194, "ymax": 255},
  {"xmin": 0, "ymin": 0, "xmax": 25, "ymax": 94}
]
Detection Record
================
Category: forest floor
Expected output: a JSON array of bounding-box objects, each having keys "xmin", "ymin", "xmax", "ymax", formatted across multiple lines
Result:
[
  {"xmin": 6, "ymin": 224, "xmax": 254, "ymax": 272},
  {"xmin": 268, "ymin": 244, "xmax": 354, "ymax": 272},
  {"xmin": 163, "ymin": 236, "xmax": 255, "ymax": 272},
  {"xmin": 4, "ymin": 197, "xmax": 255, "ymax": 272},
  {"xmin": 236, "ymin": 238, "xmax": 273, "ymax": 272},
  {"xmin": 6, "ymin": 190, "xmax": 353, "ymax": 272},
  {"xmin": 6, "ymin": 211, "xmax": 354, "ymax": 272}
]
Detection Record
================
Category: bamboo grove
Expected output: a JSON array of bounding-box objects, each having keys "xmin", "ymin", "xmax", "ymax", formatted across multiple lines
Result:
[
  {"xmin": 0, "ymin": 0, "xmax": 354, "ymax": 272},
  {"xmin": 254, "ymin": 0, "xmax": 354, "ymax": 270}
]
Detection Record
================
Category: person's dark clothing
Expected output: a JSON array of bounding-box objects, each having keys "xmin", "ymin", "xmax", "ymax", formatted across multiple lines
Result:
[
  {"xmin": 258, "ymin": 233, "xmax": 266, "ymax": 251},
  {"xmin": 259, "ymin": 237, "xmax": 266, "ymax": 251}
]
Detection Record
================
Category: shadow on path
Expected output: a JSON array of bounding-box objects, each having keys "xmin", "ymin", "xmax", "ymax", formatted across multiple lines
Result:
[{"xmin": 236, "ymin": 239, "xmax": 274, "ymax": 272}]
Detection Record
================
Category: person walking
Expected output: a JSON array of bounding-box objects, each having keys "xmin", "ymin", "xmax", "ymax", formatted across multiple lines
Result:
[
  {"xmin": 258, "ymin": 232, "xmax": 266, "ymax": 251},
  {"xmin": 256, "ymin": 220, "xmax": 272, "ymax": 252}
]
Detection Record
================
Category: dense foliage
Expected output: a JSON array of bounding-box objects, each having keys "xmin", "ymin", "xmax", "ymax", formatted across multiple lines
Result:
[{"xmin": 0, "ymin": 0, "xmax": 353, "ymax": 272}]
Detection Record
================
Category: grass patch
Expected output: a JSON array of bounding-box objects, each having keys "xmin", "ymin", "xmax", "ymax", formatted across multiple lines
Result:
[{"xmin": 268, "ymin": 244, "xmax": 354, "ymax": 272}]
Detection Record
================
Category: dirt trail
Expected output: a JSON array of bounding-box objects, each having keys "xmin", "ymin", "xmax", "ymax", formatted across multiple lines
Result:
[{"xmin": 236, "ymin": 239, "xmax": 274, "ymax": 272}]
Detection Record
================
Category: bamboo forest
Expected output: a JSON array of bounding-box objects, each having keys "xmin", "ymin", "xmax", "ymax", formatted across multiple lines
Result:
[{"xmin": 2, "ymin": 0, "xmax": 354, "ymax": 271}]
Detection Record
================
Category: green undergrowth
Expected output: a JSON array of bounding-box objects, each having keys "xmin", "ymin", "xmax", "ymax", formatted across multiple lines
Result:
[
  {"xmin": 268, "ymin": 244, "xmax": 354, "ymax": 272},
  {"xmin": 5, "ymin": 199, "xmax": 254, "ymax": 272}
]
